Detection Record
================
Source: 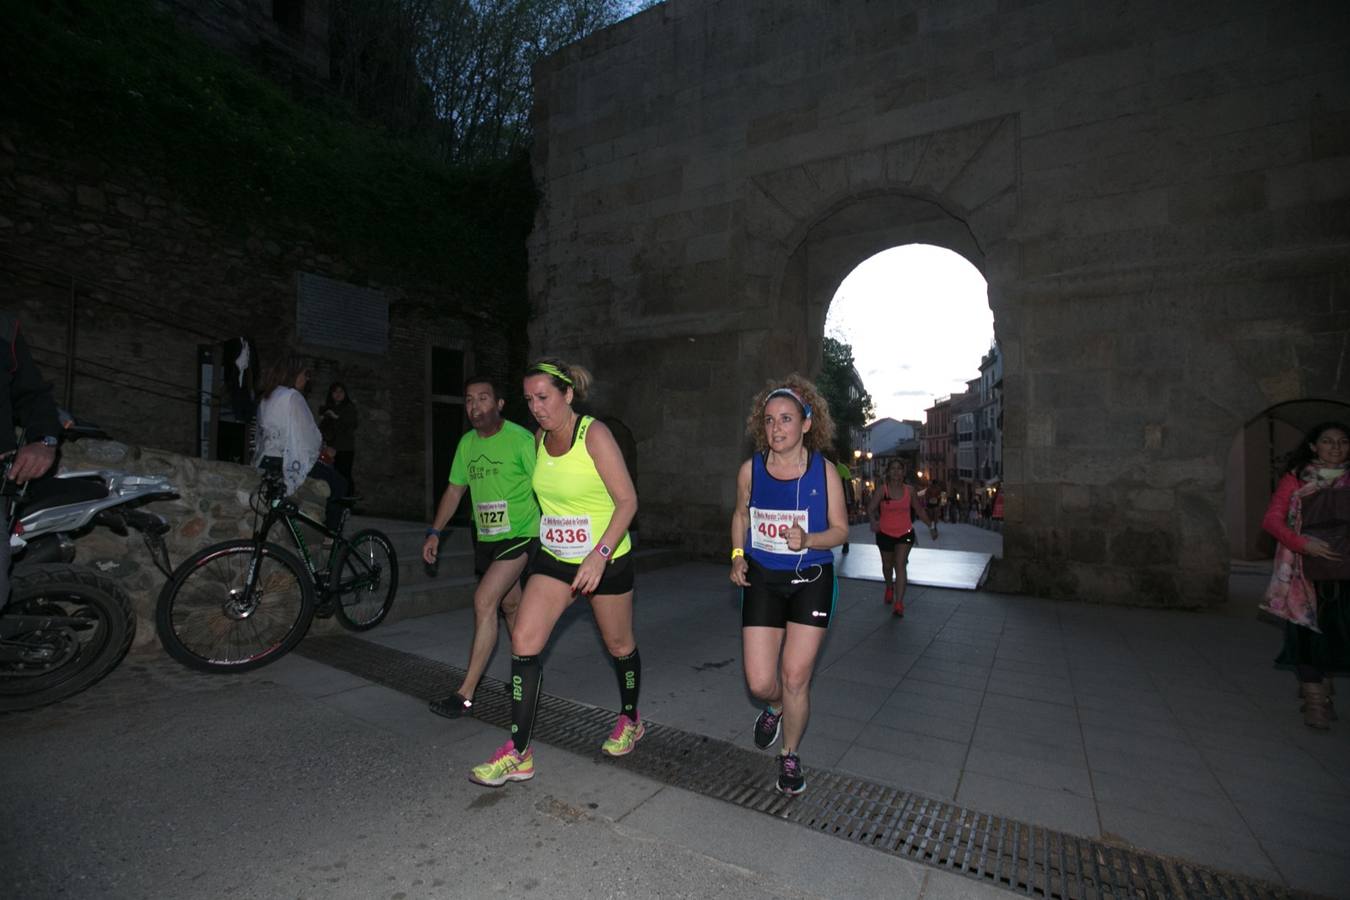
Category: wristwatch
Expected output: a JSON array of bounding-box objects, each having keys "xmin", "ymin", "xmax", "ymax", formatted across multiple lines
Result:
[{"xmin": 39, "ymin": 435, "xmax": 59, "ymax": 448}]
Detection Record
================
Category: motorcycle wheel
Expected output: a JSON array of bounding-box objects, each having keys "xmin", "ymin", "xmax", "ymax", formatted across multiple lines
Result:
[{"xmin": 0, "ymin": 564, "xmax": 136, "ymax": 713}]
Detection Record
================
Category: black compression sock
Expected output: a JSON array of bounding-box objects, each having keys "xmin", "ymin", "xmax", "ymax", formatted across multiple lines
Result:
[
  {"xmin": 510, "ymin": 654, "xmax": 542, "ymax": 753},
  {"xmin": 612, "ymin": 647, "xmax": 641, "ymax": 721}
]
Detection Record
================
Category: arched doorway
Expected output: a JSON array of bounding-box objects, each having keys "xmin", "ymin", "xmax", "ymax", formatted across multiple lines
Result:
[{"xmin": 776, "ymin": 192, "xmax": 1010, "ymax": 585}]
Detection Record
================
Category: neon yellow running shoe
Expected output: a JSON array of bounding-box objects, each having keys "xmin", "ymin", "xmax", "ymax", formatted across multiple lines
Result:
[
  {"xmin": 601, "ymin": 713, "xmax": 644, "ymax": 756},
  {"xmin": 469, "ymin": 739, "xmax": 534, "ymax": 786}
]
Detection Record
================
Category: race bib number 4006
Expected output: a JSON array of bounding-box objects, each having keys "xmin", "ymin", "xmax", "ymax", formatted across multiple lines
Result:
[
  {"xmin": 475, "ymin": 500, "xmax": 510, "ymax": 537},
  {"xmin": 540, "ymin": 514, "xmax": 593, "ymax": 559},
  {"xmin": 749, "ymin": 507, "xmax": 807, "ymax": 555}
]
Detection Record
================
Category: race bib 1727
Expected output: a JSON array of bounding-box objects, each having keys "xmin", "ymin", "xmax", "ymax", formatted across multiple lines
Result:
[{"xmin": 475, "ymin": 500, "xmax": 509, "ymax": 537}]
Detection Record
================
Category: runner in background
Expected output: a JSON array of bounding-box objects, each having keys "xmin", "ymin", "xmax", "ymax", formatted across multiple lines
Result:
[{"xmin": 425, "ymin": 376, "xmax": 539, "ymax": 720}]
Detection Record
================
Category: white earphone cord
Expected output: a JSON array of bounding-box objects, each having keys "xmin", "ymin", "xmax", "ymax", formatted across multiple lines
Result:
[{"xmin": 792, "ymin": 456, "xmax": 822, "ymax": 585}]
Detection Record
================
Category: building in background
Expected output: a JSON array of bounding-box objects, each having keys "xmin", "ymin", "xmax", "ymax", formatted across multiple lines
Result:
[
  {"xmin": 976, "ymin": 341, "xmax": 1003, "ymax": 491},
  {"xmin": 160, "ymin": 0, "xmax": 332, "ymax": 81}
]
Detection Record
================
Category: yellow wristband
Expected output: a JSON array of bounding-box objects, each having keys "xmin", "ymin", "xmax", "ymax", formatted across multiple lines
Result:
[{"xmin": 730, "ymin": 548, "xmax": 745, "ymax": 560}]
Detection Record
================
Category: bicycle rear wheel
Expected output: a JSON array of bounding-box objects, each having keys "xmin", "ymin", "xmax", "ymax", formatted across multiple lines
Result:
[
  {"xmin": 329, "ymin": 529, "xmax": 398, "ymax": 631},
  {"xmin": 156, "ymin": 539, "xmax": 315, "ymax": 672}
]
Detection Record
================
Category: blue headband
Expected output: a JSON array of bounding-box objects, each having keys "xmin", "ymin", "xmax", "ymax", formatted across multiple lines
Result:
[{"xmin": 765, "ymin": 387, "xmax": 812, "ymax": 419}]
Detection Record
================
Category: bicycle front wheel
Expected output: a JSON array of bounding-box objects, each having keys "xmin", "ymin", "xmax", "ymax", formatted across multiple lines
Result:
[
  {"xmin": 156, "ymin": 540, "xmax": 315, "ymax": 672},
  {"xmin": 329, "ymin": 529, "xmax": 398, "ymax": 631}
]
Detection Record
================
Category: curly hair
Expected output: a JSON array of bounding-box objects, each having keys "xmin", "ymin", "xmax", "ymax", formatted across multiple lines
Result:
[{"xmin": 744, "ymin": 373, "xmax": 835, "ymax": 454}]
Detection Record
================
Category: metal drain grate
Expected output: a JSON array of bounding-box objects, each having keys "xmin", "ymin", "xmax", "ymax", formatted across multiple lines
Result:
[{"xmin": 297, "ymin": 636, "xmax": 1318, "ymax": 900}]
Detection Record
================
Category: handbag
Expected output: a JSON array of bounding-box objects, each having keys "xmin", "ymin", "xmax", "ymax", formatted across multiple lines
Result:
[{"xmin": 1300, "ymin": 487, "xmax": 1350, "ymax": 581}]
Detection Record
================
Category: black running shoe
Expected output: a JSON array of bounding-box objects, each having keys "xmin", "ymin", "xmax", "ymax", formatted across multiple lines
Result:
[
  {"xmin": 429, "ymin": 691, "xmax": 473, "ymax": 719},
  {"xmin": 753, "ymin": 705, "xmax": 782, "ymax": 750},
  {"xmin": 776, "ymin": 752, "xmax": 805, "ymax": 795}
]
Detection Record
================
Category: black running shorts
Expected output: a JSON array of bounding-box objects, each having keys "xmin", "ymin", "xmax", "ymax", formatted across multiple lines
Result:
[
  {"xmin": 874, "ymin": 531, "xmax": 916, "ymax": 553},
  {"xmin": 741, "ymin": 558, "xmax": 837, "ymax": 629},
  {"xmin": 529, "ymin": 549, "xmax": 635, "ymax": 595},
  {"xmin": 473, "ymin": 536, "xmax": 536, "ymax": 577}
]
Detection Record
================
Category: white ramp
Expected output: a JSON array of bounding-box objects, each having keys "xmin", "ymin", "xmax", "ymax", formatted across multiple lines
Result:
[{"xmin": 833, "ymin": 543, "xmax": 992, "ymax": 590}]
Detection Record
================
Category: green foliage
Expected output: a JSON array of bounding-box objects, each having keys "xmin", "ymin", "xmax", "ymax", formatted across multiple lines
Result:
[
  {"xmin": 817, "ymin": 336, "xmax": 874, "ymax": 460},
  {"xmin": 332, "ymin": 0, "xmax": 663, "ymax": 163},
  {"xmin": 0, "ymin": 0, "xmax": 534, "ymax": 325}
]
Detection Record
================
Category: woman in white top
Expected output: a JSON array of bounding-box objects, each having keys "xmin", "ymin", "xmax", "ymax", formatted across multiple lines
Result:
[{"xmin": 252, "ymin": 354, "xmax": 347, "ymax": 530}]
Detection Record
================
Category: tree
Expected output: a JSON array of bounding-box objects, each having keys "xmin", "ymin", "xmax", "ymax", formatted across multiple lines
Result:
[
  {"xmin": 331, "ymin": 0, "xmax": 662, "ymax": 163},
  {"xmin": 817, "ymin": 336, "xmax": 874, "ymax": 462}
]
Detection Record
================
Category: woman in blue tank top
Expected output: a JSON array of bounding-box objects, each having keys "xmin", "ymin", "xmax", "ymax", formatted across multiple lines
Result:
[{"xmin": 729, "ymin": 374, "xmax": 848, "ymax": 796}]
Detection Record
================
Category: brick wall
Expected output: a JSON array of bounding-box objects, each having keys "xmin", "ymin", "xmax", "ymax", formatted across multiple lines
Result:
[{"xmin": 0, "ymin": 126, "xmax": 514, "ymax": 520}]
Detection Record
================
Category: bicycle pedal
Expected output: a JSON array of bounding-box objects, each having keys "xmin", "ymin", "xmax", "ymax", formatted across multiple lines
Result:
[{"xmin": 313, "ymin": 603, "xmax": 336, "ymax": 619}]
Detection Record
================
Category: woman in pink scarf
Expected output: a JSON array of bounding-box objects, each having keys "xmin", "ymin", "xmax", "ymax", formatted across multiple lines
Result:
[{"xmin": 1261, "ymin": 421, "xmax": 1350, "ymax": 730}]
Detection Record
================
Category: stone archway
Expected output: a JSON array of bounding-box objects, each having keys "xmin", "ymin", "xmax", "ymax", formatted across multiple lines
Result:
[{"xmin": 528, "ymin": 0, "xmax": 1350, "ymax": 607}]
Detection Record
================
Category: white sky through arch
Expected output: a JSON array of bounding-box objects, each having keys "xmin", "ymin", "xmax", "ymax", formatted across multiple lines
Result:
[{"xmin": 825, "ymin": 244, "xmax": 994, "ymax": 423}]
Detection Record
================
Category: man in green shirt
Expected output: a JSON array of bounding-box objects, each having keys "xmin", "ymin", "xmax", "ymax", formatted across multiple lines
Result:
[{"xmin": 424, "ymin": 376, "xmax": 540, "ymax": 718}]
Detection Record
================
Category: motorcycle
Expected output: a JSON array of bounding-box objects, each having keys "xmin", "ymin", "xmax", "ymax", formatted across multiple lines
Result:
[{"xmin": 1, "ymin": 462, "xmax": 176, "ymax": 712}]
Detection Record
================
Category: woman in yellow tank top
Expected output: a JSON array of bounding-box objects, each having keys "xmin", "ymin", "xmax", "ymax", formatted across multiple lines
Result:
[{"xmin": 469, "ymin": 358, "xmax": 642, "ymax": 787}]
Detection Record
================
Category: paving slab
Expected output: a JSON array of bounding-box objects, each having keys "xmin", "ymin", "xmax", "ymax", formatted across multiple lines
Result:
[{"xmin": 6, "ymin": 554, "xmax": 1348, "ymax": 898}]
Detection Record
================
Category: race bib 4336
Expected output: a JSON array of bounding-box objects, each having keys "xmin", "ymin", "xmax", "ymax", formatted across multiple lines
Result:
[{"xmin": 540, "ymin": 514, "xmax": 593, "ymax": 559}]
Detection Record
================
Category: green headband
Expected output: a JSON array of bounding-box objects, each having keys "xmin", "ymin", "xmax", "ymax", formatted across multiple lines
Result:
[{"xmin": 532, "ymin": 362, "xmax": 573, "ymax": 385}]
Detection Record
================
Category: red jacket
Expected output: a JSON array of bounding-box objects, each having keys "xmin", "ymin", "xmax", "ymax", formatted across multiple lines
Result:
[{"xmin": 1261, "ymin": 473, "xmax": 1310, "ymax": 554}]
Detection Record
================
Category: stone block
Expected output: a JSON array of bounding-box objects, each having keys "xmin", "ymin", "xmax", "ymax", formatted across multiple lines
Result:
[
  {"xmin": 1152, "ymin": 16, "xmax": 1261, "ymax": 80},
  {"xmin": 1131, "ymin": 488, "xmax": 1174, "ymax": 512},
  {"xmin": 114, "ymin": 196, "xmax": 145, "ymax": 219},
  {"xmin": 1068, "ymin": 527, "xmax": 1106, "ymax": 564},
  {"xmin": 76, "ymin": 185, "xmax": 106, "ymax": 210},
  {"xmin": 1111, "ymin": 527, "xmax": 1178, "ymax": 568},
  {"xmin": 1168, "ymin": 171, "xmax": 1267, "ymax": 223},
  {"xmin": 1266, "ymin": 157, "xmax": 1350, "ymax": 211},
  {"xmin": 746, "ymin": 102, "xmax": 818, "ymax": 147},
  {"xmin": 1026, "ymin": 412, "xmax": 1054, "ymax": 448},
  {"xmin": 1059, "ymin": 484, "xmax": 1091, "ymax": 512},
  {"xmin": 16, "ymin": 173, "xmax": 70, "ymax": 205}
]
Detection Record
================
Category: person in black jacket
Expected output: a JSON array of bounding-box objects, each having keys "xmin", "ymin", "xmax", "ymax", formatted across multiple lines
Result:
[
  {"xmin": 1, "ymin": 312, "xmax": 62, "ymax": 607},
  {"xmin": 319, "ymin": 381, "xmax": 358, "ymax": 497}
]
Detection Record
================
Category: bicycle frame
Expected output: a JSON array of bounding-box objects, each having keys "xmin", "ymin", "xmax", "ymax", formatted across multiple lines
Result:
[{"xmin": 251, "ymin": 472, "xmax": 380, "ymax": 607}]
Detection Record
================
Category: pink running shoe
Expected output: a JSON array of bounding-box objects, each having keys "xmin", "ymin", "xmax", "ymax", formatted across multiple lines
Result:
[{"xmin": 601, "ymin": 713, "xmax": 645, "ymax": 756}]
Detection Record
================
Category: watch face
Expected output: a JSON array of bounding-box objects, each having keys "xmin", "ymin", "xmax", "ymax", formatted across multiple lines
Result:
[{"xmin": 41, "ymin": 436, "xmax": 59, "ymax": 447}]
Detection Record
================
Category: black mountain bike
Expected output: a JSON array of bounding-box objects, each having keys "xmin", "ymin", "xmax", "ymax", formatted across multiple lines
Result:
[{"xmin": 156, "ymin": 457, "xmax": 397, "ymax": 672}]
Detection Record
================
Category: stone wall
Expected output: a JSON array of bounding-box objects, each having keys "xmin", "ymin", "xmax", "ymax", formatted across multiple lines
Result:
[
  {"xmin": 0, "ymin": 125, "xmax": 513, "ymax": 521},
  {"xmin": 158, "ymin": 0, "xmax": 331, "ymax": 81},
  {"xmin": 47, "ymin": 439, "xmax": 328, "ymax": 650},
  {"xmin": 529, "ymin": 0, "xmax": 1350, "ymax": 607}
]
